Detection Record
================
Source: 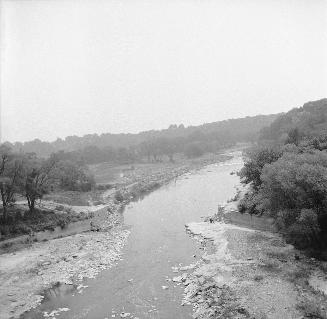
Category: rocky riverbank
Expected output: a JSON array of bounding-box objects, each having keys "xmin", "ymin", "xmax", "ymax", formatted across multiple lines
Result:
[{"xmin": 180, "ymin": 206, "xmax": 327, "ymax": 319}]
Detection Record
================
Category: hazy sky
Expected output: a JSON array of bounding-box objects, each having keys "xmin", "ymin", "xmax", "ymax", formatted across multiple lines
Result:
[{"xmin": 1, "ymin": 0, "xmax": 326, "ymax": 143}]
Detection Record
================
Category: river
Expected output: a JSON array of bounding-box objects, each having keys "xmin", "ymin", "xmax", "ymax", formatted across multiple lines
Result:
[{"xmin": 21, "ymin": 152, "xmax": 243, "ymax": 319}]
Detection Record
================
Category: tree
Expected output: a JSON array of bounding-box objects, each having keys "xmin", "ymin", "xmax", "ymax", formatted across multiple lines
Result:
[
  {"xmin": 23, "ymin": 154, "xmax": 59, "ymax": 212},
  {"xmin": 0, "ymin": 144, "xmax": 11, "ymax": 175},
  {"xmin": 0, "ymin": 156, "xmax": 25, "ymax": 221},
  {"xmin": 256, "ymin": 151, "xmax": 327, "ymax": 247},
  {"xmin": 184, "ymin": 142, "xmax": 205, "ymax": 158},
  {"xmin": 155, "ymin": 137, "xmax": 178, "ymax": 162},
  {"xmin": 58, "ymin": 160, "xmax": 95, "ymax": 191},
  {"xmin": 239, "ymin": 145, "xmax": 282, "ymax": 190},
  {"xmin": 0, "ymin": 145, "xmax": 13, "ymax": 220},
  {"xmin": 286, "ymin": 127, "xmax": 302, "ymax": 145},
  {"xmin": 259, "ymin": 151, "xmax": 327, "ymax": 213}
]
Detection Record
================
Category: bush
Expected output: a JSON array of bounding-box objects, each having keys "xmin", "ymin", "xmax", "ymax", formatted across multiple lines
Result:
[
  {"xmin": 57, "ymin": 218, "xmax": 69, "ymax": 229},
  {"xmin": 114, "ymin": 191, "xmax": 124, "ymax": 202},
  {"xmin": 238, "ymin": 191, "xmax": 260, "ymax": 215},
  {"xmin": 287, "ymin": 209, "xmax": 321, "ymax": 248},
  {"xmin": 96, "ymin": 184, "xmax": 113, "ymax": 191}
]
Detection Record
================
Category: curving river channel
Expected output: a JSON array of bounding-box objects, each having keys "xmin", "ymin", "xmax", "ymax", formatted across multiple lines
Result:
[{"xmin": 22, "ymin": 152, "xmax": 243, "ymax": 319}]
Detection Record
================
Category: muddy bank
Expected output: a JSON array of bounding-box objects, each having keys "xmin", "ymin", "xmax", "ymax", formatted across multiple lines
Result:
[{"xmin": 182, "ymin": 207, "xmax": 327, "ymax": 319}]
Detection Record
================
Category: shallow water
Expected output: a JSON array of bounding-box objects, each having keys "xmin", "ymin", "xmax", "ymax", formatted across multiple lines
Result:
[{"xmin": 21, "ymin": 153, "xmax": 243, "ymax": 319}]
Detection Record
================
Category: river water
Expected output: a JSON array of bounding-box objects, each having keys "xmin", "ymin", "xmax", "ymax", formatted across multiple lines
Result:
[{"xmin": 21, "ymin": 152, "xmax": 243, "ymax": 319}]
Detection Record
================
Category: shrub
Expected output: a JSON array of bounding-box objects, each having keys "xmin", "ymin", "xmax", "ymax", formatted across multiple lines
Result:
[
  {"xmin": 57, "ymin": 218, "xmax": 69, "ymax": 229},
  {"xmin": 114, "ymin": 191, "xmax": 124, "ymax": 202},
  {"xmin": 238, "ymin": 191, "xmax": 260, "ymax": 215}
]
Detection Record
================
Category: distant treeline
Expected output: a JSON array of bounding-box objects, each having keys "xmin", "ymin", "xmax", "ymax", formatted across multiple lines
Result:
[
  {"xmin": 3, "ymin": 114, "xmax": 278, "ymax": 163},
  {"xmin": 239, "ymin": 98, "xmax": 327, "ymax": 257}
]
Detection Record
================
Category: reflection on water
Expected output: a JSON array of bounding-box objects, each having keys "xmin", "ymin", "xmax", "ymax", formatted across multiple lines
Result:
[{"xmin": 22, "ymin": 153, "xmax": 243, "ymax": 319}]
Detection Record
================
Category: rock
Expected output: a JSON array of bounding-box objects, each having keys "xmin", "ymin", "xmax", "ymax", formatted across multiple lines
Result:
[
  {"xmin": 162, "ymin": 286, "xmax": 169, "ymax": 290},
  {"xmin": 120, "ymin": 312, "xmax": 131, "ymax": 318}
]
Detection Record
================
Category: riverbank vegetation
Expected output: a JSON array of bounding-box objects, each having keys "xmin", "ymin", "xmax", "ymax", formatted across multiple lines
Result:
[{"xmin": 238, "ymin": 98, "xmax": 327, "ymax": 258}]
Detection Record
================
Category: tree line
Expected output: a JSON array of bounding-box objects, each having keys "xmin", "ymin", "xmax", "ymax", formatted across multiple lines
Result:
[
  {"xmin": 3, "ymin": 114, "xmax": 278, "ymax": 158},
  {"xmin": 52, "ymin": 133, "xmax": 234, "ymax": 166}
]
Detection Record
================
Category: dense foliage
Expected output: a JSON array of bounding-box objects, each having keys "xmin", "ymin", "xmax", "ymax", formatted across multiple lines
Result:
[{"xmin": 239, "ymin": 99, "xmax": 327, "ymax": 255}]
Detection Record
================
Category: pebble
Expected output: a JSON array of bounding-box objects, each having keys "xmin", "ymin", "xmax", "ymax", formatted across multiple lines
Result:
[{"xmin": 42, "ymin": 261, "xmax": 51, "ymax": 266}]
